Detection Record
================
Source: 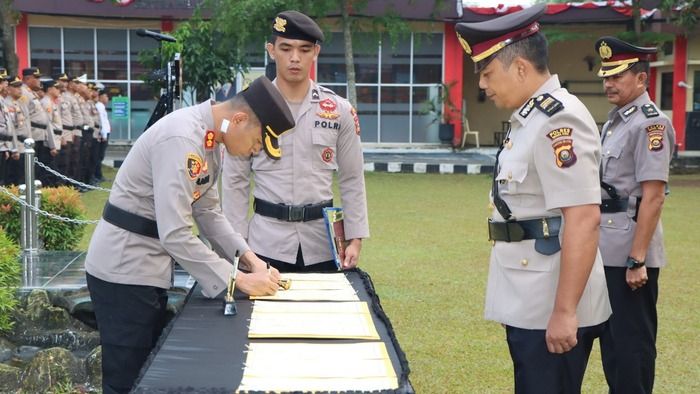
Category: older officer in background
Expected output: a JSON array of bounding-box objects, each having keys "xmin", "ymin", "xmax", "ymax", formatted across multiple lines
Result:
[
  {"xmin": 222, "ymin": 10, "xmax": 369, "ymax": 272},
  {"xmin": 595, "ymin": 37, "xmax": 674, "ymax": 394},
  {"xmin": 456, "ymin": 4, "xmax": 611, "ymax": 392},
  {"xmin": 85, "ymin": 76, "xmax": 294, "ymax": 394},
  {"xmin": 4, "ymin": 76, "xmax": 31, "ymax": 185}
]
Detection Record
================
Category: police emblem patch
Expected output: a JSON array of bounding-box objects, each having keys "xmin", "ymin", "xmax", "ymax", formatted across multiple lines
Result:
[
  {"xmin": 321, "ymin": 147, "xmax": 334, "ymax": 163},
  {"xmin": 547, "ymin": 127, "xmax": 573, "ymax": 140},
  {"xmin": 273, "ymin": 17, "xmax": 287, "ymax": 33},
  {"xmin": 552, "ymin": 139, "xmax": 577, "ymax": 168},
  {"xmin": 646, "ymin": 124, "xmax": 665, "ymax": 151},
  {"xmin": 204, "ymin": 130, "xmax": 215, "ymax": 150},
  {"xmin": 318, "ymin": 98, "xmax": 339, "ymax": 120},
  {"xmin": 351, "ymin": 106, "xmax": 360, "ymax": 135},
  {"xmin": 186, "ymin": 153, "xmax": 203, "ymax": 179}
]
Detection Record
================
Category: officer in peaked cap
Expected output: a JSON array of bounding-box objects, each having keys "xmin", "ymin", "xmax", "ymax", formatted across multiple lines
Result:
[
  {"xmin": 85, "ymin": 75, "xmax": 293, "ymax": 393},
  {"xmin": 456, "ymin": 4, "xmax": 611, "ymax": 392},
  {"xmin": 22, "ymin": 67, "xmax": 41, "ymax": 78},
  {"xmin": 222, "ymin": 10, "xmax": 370, "ymax": 273},
  {"xmin": 594, "ymin": 36, "xmax": 674, "ymax": 394},
  {"xmin": 0, "ymin": 68, "xmax": 13, "ymax": 184}
]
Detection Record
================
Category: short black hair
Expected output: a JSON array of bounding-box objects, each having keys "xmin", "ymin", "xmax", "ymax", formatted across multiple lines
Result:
[
  {"xmin": 227, "ymin": 94, "xmax": 260, "ymax": 125},
  {"xmin": 495, "ymin": 32, "xmax": 549, "ymax": 74}
]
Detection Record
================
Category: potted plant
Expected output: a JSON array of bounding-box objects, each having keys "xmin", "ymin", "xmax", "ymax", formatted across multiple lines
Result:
[{"xmin": 420, "ymin": 82, "xmax": 458, "ymax": 144}]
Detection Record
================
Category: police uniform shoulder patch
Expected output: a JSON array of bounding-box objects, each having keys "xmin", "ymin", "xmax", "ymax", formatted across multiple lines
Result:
[
  {"xmin": 641, "ymin": 104, "xmax": 659, "ymax": 118},
  {"xmin": 646, "ymin": 123, "xmax": 665, "ymax": 151},
  {"xmin": 623, "ymin": 105, "xmax": 637, "ymax": 117},
  {"xmin": 317, "ymin": 98, "xmax": 340, "ymax": 120},
  {"xmin": 351, "ymin": 106, "xmax": 360, "ymax": 136},
  {"xmin": 547, "ymin": 127, "xmax": 576, "ymax": 168},
  {"xmin": 534, "ymin": 93, "xmax": 563, "ymax": 117},
  {"xmin": 186, "ymin": 153, "xmax": 203, "ymax": 180}
]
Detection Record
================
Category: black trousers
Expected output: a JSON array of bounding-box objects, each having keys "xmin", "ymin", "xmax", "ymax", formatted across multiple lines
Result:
[
  {"xmin": 0, "ymin": 152, "xmax": 7, "ymax": 185},
  {"xmin": 259, "ymin": 245, "xmax": 338, "ymax": 273},
  {"xmin": 4, "ymin": 153, "xmax": 25, "ymax": 186},
  {"xmin": 35, "ymin": 140, "xmax": 57, "ymax": 187},
  {"xmin": 600, "ymin": 267, "xmax": 659, "ymax": 394},
  {"xmin": 79, "ymin": 133, "xmax": 93, "ymax": 183},
  {"xmin": 69, "ymin": 135, "xmax": 81, "ymax": 182},
  {"xmin": 506, "ymin": 323, "xmax": 606, "ymax": 394},
  {"xmin": 86, "ymin": 273, "xmax": 168, "ymax": 394},
  {"xmin": 56, "ymin": 141, "xmax": 72, "ymax": 184},
  {"xmin": 94, "ymin": 136, "xmax": 108, "ymax": 179}
]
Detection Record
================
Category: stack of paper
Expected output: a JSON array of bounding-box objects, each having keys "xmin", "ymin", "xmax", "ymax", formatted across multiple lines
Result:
[
  {"xmin": 250, "ymin": 273, "xmax": 359, "ymax": 301},
  {"xmin": 248, "ymin": 301, "xmax": 379, "ymax": 340},
  {"xmin": 237, "ymin": 342, "xmax": 399, "ymax": 392}
]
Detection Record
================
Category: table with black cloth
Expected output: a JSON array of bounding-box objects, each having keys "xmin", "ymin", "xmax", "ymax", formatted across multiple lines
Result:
[{"xmin": 133, "ymin": 269, "xmax": 413, "ymax": 393}]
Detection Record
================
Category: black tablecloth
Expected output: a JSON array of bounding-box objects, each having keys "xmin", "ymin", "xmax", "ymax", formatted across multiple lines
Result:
[{"xmin": 133, "ymin": 269, "xmax": 413, "ymax": 393}]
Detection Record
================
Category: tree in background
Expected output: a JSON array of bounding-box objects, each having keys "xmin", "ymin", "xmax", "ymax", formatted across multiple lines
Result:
[{"xmin": 0, "ymin": 0, "xmax": 20, "ymax": 74}]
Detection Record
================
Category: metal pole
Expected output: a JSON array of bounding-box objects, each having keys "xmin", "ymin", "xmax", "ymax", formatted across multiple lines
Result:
[
  {"xmin": 19, "ymin": 184, "xmax": 27, "ymax": 250},
  {"xmin": 22, "ymin": 138, "xmax": 39, "ymax": 254}
]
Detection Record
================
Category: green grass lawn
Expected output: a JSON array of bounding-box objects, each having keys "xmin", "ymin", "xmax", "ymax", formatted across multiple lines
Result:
[{"xmin": 78, "ymin": 168, "xmax": 700, "ymax": 393}]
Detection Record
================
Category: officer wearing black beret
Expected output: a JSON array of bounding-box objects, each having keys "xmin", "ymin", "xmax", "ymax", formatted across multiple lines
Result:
[
  {"xmin": 456, "ymin": 4, "xmax": 611, "ymax": 392},
  {"xmin": 85, "ymin": 76, "xmax": 294, "ymax": 393},
  {"xmin": 594, "ymin": 36, "xmax": 674, "ymax": 394},
  {"xmin": 222, "ymin": 10, "xmax": 370, "ymax": 273}
]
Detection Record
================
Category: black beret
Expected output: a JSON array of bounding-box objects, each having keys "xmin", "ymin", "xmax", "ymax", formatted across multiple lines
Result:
[
  {"xmin": 42, "ymin": 79, "xmax": 56, "ymax": 90},
  {"xmin": 239, "ymin": 76, "xmax": 295, "ymax": 160},
  {"xmin": 595, "ymin": 36, "xmax": 657, "ymax": 78},
  {"xmin": 22, "ymin": 67, "xmax": 41, "ymax": 77},
  {"xmin": 272, "ymin": 10, "xmax": 324, "ymax": 43},
  {"xmin": 55, "ymin": 73, "xmax": 70, "ymax": 82},
  {"xmin": 456, "ymin": 4, "xmax": 546, "ymax": 73}
]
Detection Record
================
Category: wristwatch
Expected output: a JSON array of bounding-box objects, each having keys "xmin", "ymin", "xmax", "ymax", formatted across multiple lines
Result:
[{"xmin": 626, "ymin": 256, "xmax": 645, "ymax": 270}]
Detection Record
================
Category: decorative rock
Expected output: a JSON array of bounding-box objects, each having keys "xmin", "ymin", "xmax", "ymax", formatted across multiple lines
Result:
[
  {"xmin": 20, "ymin": 347, "xmax": 85, "ymax": 392},
  {"xmin": 0, "ymin": 363, "xmax": 21, "ymax": 392},
  {"xmin": 0, "ymin": 337, "xmax": 16, "ymax": 362},
  {"xmin": 85, "ymin": 346, "xmax": 102, "ymax": 388}
]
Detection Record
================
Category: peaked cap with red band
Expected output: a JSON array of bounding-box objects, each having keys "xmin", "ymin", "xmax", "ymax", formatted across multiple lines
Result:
[
  {"xmin": 595, "ymin": 36, "xmax": 657, "ymax": 78},
  {"xmin": 455, "ymin": 3, "xmax": 546, "ymax": 73}
]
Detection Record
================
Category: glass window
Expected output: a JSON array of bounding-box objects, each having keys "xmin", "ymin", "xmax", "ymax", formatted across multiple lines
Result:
[
  {"xmin": 130, "ymin": 29, "xmax": 160, "ymax": 80},
  {"xmin": 353, "ymin": 33, "xmax": 379, "ymax": 84},
  {"xmin": 64, "ymin": 28, "xmax": 95, "ymax": 78},
  {"xmin": 413, "ymin": 33, "xmax": 442, "ymax": 84},
  {"xmin": 380, "ymin": 87, "xmax": 410, "ymax": 143},
  {"xmin": 130, "ymin": 83, "xmax": 158, "ymax": 140},
  {"xmin": 412, "ymin": 86, "xmax": 439, "ymax": 143},
  {"xmin": 693, "ymin": 71, "xmax": 700, "ymax": 111},
  {"xmin": 317, "ymin": 33, "xmax": 347, "ymax": 83},
  {"xmin": 97, "ymin": 29, "xmax": 128, "ymax": 81},
  {"xmin": 660, "ymin": 72, "xmax": 673, "ymax": 110},
  {"xmin": 380, "ymin": 34, "xmax": 411, "ymax": 84},
  {"xmin": 29, "ymin": 27, "xmax": 61, "ymax": 77},
  {"xmin": 356, "ymin": 86, "xmax": 378, "ymax": 143}
]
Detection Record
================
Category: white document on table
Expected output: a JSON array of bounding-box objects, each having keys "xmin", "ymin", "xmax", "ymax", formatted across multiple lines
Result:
[{"xmin": 250, "ymin": 273, "xmax": 359, "ymax": 301}]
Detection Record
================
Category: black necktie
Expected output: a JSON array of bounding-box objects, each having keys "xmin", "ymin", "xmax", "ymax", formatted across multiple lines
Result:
[{"xmin": 492, "ymin": 122, "xmax": 513, "ymax": 221}]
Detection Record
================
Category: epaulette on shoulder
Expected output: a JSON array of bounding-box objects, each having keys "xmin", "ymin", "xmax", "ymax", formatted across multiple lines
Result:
[
  {"xmin": 641, "ymin": 104, "xmax": 659, "ymax": 118},
  {"xmin": 534, "ymin": 93, "xmax": 564, "ymax": 117}
]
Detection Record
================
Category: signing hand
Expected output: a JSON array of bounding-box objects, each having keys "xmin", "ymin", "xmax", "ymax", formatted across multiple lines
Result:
[
  {"xmin": 545, "ymin": 311, "xmax": 578, "ymax": 354},
  {"xmin": 236, "ymin": 271, "xmax": 278, "ymax": 296}
]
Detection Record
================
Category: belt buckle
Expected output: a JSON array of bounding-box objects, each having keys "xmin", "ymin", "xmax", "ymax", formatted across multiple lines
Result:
[{"xmin": 287, "ymin": 206, "xmax": 304, "ymax": 222}]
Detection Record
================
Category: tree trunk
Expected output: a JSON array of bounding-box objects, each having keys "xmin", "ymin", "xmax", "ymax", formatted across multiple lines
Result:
[
  {"xmin": 341, "ymin": 0, "xmax": 357, "ymax": 108},
  {"xmin": 633, "ymin": 0, "xmax": 642, "ymax": 37},
  {"xmin": 0, "ymin": 0, "xmax": 19, "ymax": 74}
]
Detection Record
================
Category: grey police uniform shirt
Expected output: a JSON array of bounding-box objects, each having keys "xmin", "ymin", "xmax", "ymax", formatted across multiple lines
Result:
[
  {"xmin": 85, "ymin": 100, "xmax": 249, "ymax": 298},
  {"xmin": 222, "ymin": 80, "xmax": 369, "ymax": 265},
  {"xmin": 21, "ymin": 85, "xmax": 55, "ymax": 149},
  {"xmin": 599, "ymin": 92, "xmax": 674, "ymax": 268},
  {"xmin": 41, "ymin": 96, "xmax": 63, "ymax": 149},
  {"xmin": 485, "ymin": 75, "xmax": 611, "ymax": 330},
  {"xmin": 59, "ymin": 91, "xmax": 75, "ymax": 141},
  {"xmin": 0, "ymin": 98, "xmax": 16, "ymax": 152},
  {"xmin": 69, "ymin": 92, "xmax": 86, "ymax": 131},
  {"xmin": 5, "ymin": 96, "xmax": 30, "ymax": 154}
]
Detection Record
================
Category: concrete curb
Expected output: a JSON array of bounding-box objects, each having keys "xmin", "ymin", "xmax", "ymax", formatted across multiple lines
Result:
[{"xmin": 364, "ymin": 162, "xmax": 493, "ymax": 174}]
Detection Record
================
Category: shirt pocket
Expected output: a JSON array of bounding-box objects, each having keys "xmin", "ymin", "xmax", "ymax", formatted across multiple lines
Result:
[
  {"xmin": 311, "ymin": 129, "xmax": 338, "ymax": 171},
  {"xmin": 495, "ymin": 241, "xmax": 557, "ymax": 272},
  {"xmin": 495, "ymin": 161, "xmax": 528, "ymax": 195},
  {"xmin": 600, "ymin": 211, "xmax": 631, "ymax": 231},
  {"xmin": 602, "ymin": 145, "xmax": 623, "ymax": 180}
]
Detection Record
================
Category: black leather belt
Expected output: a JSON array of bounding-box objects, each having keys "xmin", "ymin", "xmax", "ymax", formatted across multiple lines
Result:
[
  {"xmin": 62, "ymin": 125, "xmax": 75, "ymax": 131},
  {"xmin": 30, "ymin": 121, "xmax": 47, "ymax": 130},
  {"xmin": 53, "ymin": 129, "xmax": 62, "ymax": 136},
  {"xmin": 103, "ymin": 201, "xmax": 159, "ymax": 239},
  {"xmin": 600, "ymin": 198, "xmax": 628, "ymax": 213},
  {"xmin": 488, "ymin": 217, "xmax": 561, "ymax": 242},
  {"xmin": 16, "ymin": 135, "xmax": 27, "ymax": 141},
  {"xmin": 254, "ymin": 198, "xmax": 333, "ymax": 222},
  {"xmin": 0, "ymin": 135, "xmax": 12, "ymax": 142}
]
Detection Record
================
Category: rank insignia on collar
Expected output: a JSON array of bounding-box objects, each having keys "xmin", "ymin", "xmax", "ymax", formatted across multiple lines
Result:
[
  {"xmin": 193, "ymin": 190, "xmax": 201, "ymax": 201},
  {"xmin": 622, "ymin": 105, "xmax": 637, "ymax": 117},
  {"xmin": 519, "ymin": 98, "xmax": 535, "ymax": 118},
  {"xmin": 204, "ymin": 130, "xmax": 216, "ymax": 150},
  {"xmin": 186, "ymin": 153, "xmax": 203, "ymax": 180},
  {"xmin": 534, "ymin": 93, "xmax": 563, "ymax": 117},
  {"xmin": 311, "ymin": 89, "xmax": 320, "ymax": 101},
  {"xmin": 641, "ymin": 104, "xmax": 659, "ymax": 118},
  {"xmin": 317, "ymin": 98, "xmax": 340, "ymax": 120},
  {"xmin": 646, "ymin": 124, "xmax": 665, "ymax": 151}
]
